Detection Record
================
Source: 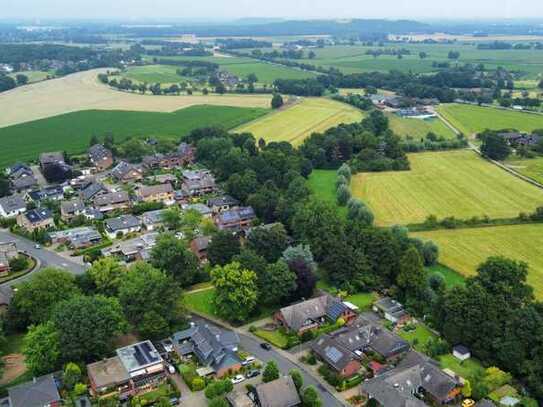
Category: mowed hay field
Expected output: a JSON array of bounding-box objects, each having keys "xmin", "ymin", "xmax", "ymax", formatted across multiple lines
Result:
[
  {"xmin": 235, "ymin": 98, "xmax": 364, "ymax": 146},
  {"xmin": 123, "ymin": 64, "xmax": 188, "ymax": 84},
  {"xmin": 413, "ymin": 224, "xmax": 543, "ymax": 299},
  {"xmin": 437, "ymin": 104, "xmax": 543, "ymax": 136},
  {"xmin": 0, "ymin": 106, "xmax": 267, "ymax": 167},
  {"xmin": 0, "ymin": 69, "xmax": 272, "ymax": 128},
  {"xmin": 386, "ymin": 114, "xmax": 457, "ymax": 140},
  {"xmin": 352, "ymin": 150, "xmax": 543, "ymax": 226}
]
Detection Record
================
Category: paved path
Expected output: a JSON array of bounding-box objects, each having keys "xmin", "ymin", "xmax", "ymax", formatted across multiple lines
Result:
[{"xmin": 0, "ymin": 229, "xmax": 87, "ymax": 287}]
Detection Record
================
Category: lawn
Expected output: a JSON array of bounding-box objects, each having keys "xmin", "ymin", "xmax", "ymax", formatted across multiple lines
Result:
[
  {"xmin": 352, "ymin": 150, "xmax": 543, "ymax": 226},
  {"xmin": 307, "ymin": 169, "xmax": 347, "ymax": 217},
  {"xmin": 437, "ymin": 104, "xmax": 543, "ymax": 136},
  {"xmin": 414, "ymin": 223, "xmax": 543, "ymax": 299},
  {"xmin": 344, "ymin": 292, "xmax": 377, "ymax": 311},
  {"xmin": 235, "ymin": 97, "xmax": 364, "ymax": 146},
  {"xmin": 504, "ymin": 156, "xmax": 543, "ymax": 185},
  {"xmin": 184, "ymin": 287, "xmax": 217, "ymax": 317},
  {"xmin": 0, "ymin": 105, "xmax": 267, "ymax": 167},
  {"xmin": 386, "ymin": 114, "xmax": 457, "ymax": 140},
  {"xmin": 123, "ymin": 64, "xmax": 187, "ymax": 84},
  {"xmin": 253, "ymin": 328, "xmax": 290, "ymax": 349},
  {"xmin": 426, "ymin": 264, "xmax": 466, "ymax": 288},
  {"xmin": 439, "ymin": 354, "xmax": 485, "ymax": 381},
  {"xmin": 398, "ymin": 323, "xmax": 438, "ymax": 352}
]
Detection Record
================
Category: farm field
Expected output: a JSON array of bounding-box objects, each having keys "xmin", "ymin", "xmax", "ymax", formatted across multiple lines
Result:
[
  {"xmin": 437, "ymin": 104, "xmax": 543, "ymax": 136},
  {"xmin": 352, "ymin": 150, "xmax": 543, "ymax": 226},
  {"xmin": 504, "ymin": 156, "xmax": 543, "ymax": 185},
  {"xmin": 413, "ymin": 223, "xmax": 543, "ymax": 299},
  {"xmin": 9, "ymin": 70, "xmax": 52, "ymax": 83},
  {"xmin": 122, "ymin": 64, "xmax": 187, "ymax": 84},
  {"xmin": 0, "ymin": 69, "xmax": 272, "ymax": 128},
  {"xmin": 235, "ymin": 97, "xmax": 364, "ymax": 145},
  {"xmin": 0, "ymin": 105, "xmax": 267, "ymax": 167},
  {"xmin": 386, "ymin": 113, "xmax": 457, "ymax": 140}
]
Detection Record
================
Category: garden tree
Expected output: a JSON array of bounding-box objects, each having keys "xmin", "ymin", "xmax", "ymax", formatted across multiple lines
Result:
[
  {"xmin": 335, "ymin": 175, "xmax": 348, "ymax": 189},
  {"xmin": 421, "ymin": 241, "xmax": 439, "ymax": 266},
  {"xmin": 286, "ymin": 176, "xmax": 311, "ymax": 204},
  {"xmin": 462, "ymin": 379, "xmax": 472, "ymax": 397},
  {"xmin": 207, "ymin": 230, "xmax": 241, "ymax": 266},
  {"xmin": 337, "ymin": 163, "xmax": 352, "ymax": 181},
  {"xmin": 161, "ymin": 206, "xmax": 183, "ymax": 230},
  {"xmin": 226, "ymin": 169, "xmax": 258, "ymax": 201},
  {"xmin": 9, "ymin": 267, "xmax": 81, "ymax": 326},
  {"xmin": 247, "ymin": 181, "xmax": 281, "ymax": 223},
  {"xmin": 483, "ymin": 367, "xmax": 512, "ymax": 390},
  {"xmin": 212, "ymin": 262, "xmax": 258, "ymax": 323},
  {"xmin": 271, "ymin": 93, "xmax": 284, "ymax": 109},
  {"xmin": 232, "ymin": 249, "xmax": 268, "ymax": 290},
  {"xmin": 22, "ymin": 322, "xmax": 61, "ymax": 376},
  {"xmin": 322, "ymin": 238, "xmax": 372, "ymax": 292},
  {"xmin": 336, "ymin": 184, "xmax": 351, "ymax": 206},
  {"xmin": 15, "ymin": 74, "xmax": 28, "ymax": 86},
  {"xmin": 204, "ymin": 379, "xmax": 233, "ymax": 399},
  {"xmin": 419, "ymin": 51, "xmax": 428, "ymax": 59},
  {"xmin": 260, "ymin": 261, "xmax": 297, "ymax": 305},
  {"xmin": 262, "ymin": 360, "xmax": 280, "ymax": 383},
  {"xmin": 397, "ymin": 247, "xmax": 426, "ymax": 300},
  {"xmin": 63, "ymin": 362, "xmax": 82, "ymax": 390},
  {"xmin": 301, "ymin": 386, "xmax": 322, "ymax": 407},
  {"xmin": 208, "ymin": 398, "xmax": 229, "ymax": 407},
  {"xmin": 51, "ymin": 294, "xmax": 126, "ymax": 362},
  {"xmin": 151, "ymin": 233, "xmax": 199, "ymax": 287},
  {"xmin": 480, "ymin": 132, "xmax": 511, "ymax": 160},
  {"xmin": 289, "ymin": 369, "xmax": 303, "ymax": 391},
  {"xmin": 282, "ymin": 245, "xmax": 317, "ymax": 272},
  {"xmin": 286, "ymin": 259, "xmax": 317, "ymax": 300},
  {"xmin": 247, "ymin": 73, "xmax": 258, "ymax": 84},
  {"xmin": 246, "ymin": 223, "xmax": 289, "ymax": 263},
  {"xmin": 87, "ymin": 257, "xmax": 126, "ymax": 296},
  {"xmin": 291, "ymin": 200, "xmax": 345, "ymax": 261},
  {"xmin": 347, "ymin": 198, "xmax": 374, "ymax": 226},
  {"xmin": 118, "ymin": 262, "xmax": 184, "ymax": 339},
  {"xmin": 117, "ymin": 138, "xmax": 152, "ymax": 163}
]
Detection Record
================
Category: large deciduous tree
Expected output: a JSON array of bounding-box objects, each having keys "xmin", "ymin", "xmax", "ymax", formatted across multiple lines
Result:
[
  {"xmin": 87, "ymin": 257, "xmax": 126, "ymax": 296},
  {"xmin": 22, "ymin": 322, "xmax": 61, "ymax": 376},
  {"xmin": 151, "ymin": 233, "xmax": 199, "ymax": 287},
  {"xmin": 246, "ymin": 223, "xmax": 288, "ymax": 263},
  {"xmin": 207, "ymin": 231, "xmax": 241, "ymax": 266}
]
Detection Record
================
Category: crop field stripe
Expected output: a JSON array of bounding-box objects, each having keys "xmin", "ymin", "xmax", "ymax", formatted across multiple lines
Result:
[
  {"xmin": 413, "ymin": 224, "xmax": 543, "ymax": 299},
  {"xmin": 353, "ymin": 150, "xmax": 543, "ymax": 226}
]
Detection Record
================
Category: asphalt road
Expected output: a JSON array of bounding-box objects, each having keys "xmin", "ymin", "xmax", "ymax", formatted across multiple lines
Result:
[
  {"xmin": 190, "ymin": 315, "xmax": 345, "ymax": 407},
  {"xmin": 0, "ymin": 229, "xmax": 87, "ymax": 287}
]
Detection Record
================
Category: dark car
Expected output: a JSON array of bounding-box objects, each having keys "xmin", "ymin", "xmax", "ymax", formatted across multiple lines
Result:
[
  {"xmin": 260, "ymin": 342, "xmax": 272, "ymax": 350},
  {"xmin": 246, "ymin": 370, "xmax": 260, "ymax": 378},
  {"xmin": 169, "ymin": 397, "xmax": 179, "ymax": 406}
]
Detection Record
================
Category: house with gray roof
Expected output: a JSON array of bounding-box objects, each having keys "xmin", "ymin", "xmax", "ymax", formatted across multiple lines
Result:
[
  {"xmin": 17, "ymin": 208, "xmax": 54, "ymax": 232},
  {"xmin": 10, "ymin": 170, "xmax": 38, "ymax": 192},
  {"xmin": 105, "ymin": 215, "xmax": 141, "ymax": 239},
  {"xmin": 215, "ymin": 206, "xmax": 256, "ymax": 232},
  {"xmin": 181, "ymin": 170, "xmax": 216, "ymax": 196},
  {"xmin": 49, "ymin": 226, "xmax": 102, "ymax": 249},
  {"xmin": 102, "ymin": 233, "xmax": 158, "ymax": 262},
  {"xmin": 60, "ymin": 198, "xmax": 85, "ymax": 221},
  {"xmin": 8, "ymin": 374, "xmax": 61, "ymax": 407},
  {"xmin": 255, "ymin": 376, "xmax": 301, "ymax": 407},
  {"xmin": 373, "ymin": 297, "xmax": 409, "ymax": 324},
  {"xmin": 0, "ymin": 195, "xmax": 26, "ymax": 218},
  {"xmin": 111, "ymin": 161, "xmax": 143, "ymax": 183},
  {"xmin": 141, "ymin": 209, "xmax": 166, "ymax": 231},
  {"xmin": 88, "ymin": 144, "xmax": 113, "ymax": 171},
  {"xmin": 172, "ymin": 322, "xmax": 242, "ymax": 378},
  {"xmin": 207, "ymin": 195, "xmax": 239, "ymax": 214},
  {"xmin": 27, "ymin": 185, "xmax": 64, "ymax": 203},
  {"xmin": 80, "ymin": 182, "xmax": 107, "ymax": 202},
  {"xmin": 93, "ymin": 191, "xmax": 131, "ymax": 213},
  {"xmin": 311, "ymin": 334, "xmax": 361, "ymax": 378}
]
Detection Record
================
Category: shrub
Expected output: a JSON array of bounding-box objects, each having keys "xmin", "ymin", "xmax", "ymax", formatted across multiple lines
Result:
[
  {"xmin": 191, "ymin": 377, "xmax": 205, "ymax": 391},
  {"xmin": 205, "ymin": 379, "xmax": 233, "ymax": 399},
  {"xmin": 336, "ymin": 184, "xmax": 351, "ymax": 206},
  {"xmin": 9, "ymin": 256, "xmax": 29, "ymax": 272}
]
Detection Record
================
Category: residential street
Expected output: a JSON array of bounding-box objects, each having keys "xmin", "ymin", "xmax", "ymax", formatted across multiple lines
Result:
[{"xmin": 0, "ymin": 229, "xmax": 87, "ymax": 287}]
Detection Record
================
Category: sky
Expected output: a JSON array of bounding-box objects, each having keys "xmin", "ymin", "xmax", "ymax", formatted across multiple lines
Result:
[{"xmin": 1, "ymin": 0, "xmax": 541, "ymax": 20}]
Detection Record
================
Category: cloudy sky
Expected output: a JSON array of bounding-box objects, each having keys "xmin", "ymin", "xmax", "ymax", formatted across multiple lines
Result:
[{"xmin": 1, "ymin": 0, "xmax": 540, "ymax": 20}]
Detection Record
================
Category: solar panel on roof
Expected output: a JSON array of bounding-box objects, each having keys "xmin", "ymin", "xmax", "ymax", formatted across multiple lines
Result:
[
  {"xmin": 142, "ymin": 342, "xmax": 159, "ymax": 363},
  {"xmin": 134, "ymin": 346, "xmax": 148, "ymax": 366},
  {"xmin": 325, "ymin": 346, "xmax": 343, "ymax": 363}
]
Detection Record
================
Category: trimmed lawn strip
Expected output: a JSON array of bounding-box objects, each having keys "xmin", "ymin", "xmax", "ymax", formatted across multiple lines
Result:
[{"xmin": 426, "ymin": 264, "xmax": 466, "ymax": 288}]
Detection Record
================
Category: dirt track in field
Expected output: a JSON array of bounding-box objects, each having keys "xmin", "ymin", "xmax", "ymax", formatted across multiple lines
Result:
[{"xmin": 0, "ymin": 68, "xmax": 271, "ymax": 128}]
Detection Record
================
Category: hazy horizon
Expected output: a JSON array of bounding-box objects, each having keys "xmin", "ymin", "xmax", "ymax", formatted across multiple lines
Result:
[{"xmin": 2, "ymin": 0, "xmax": 542, "ymax": 21}]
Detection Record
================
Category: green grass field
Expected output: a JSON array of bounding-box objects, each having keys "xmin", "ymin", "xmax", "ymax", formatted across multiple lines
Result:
[
  {"xmin": 236, "ymin": 97, "xmax": 364, "ymax": 146},
  {"xmin": 9, "ymin": 70, "xmax": 51, "ymax": 84},
  {"xmin": 438, "ymin": 104, "xmax": 543, "ymax": 136},
  {"xmin": 505, "ymin": 156, "xmax": 543, "ymax": 185},
  {"xmin": 344, "ymin": 292, "xmax": 377, "ymax": 311},
  {"xmin": 184, "ymin": 288, "xmax": 217, "ymax": 316},
  {"xmin": 439, "ymin": 354, "xmax": 485, "ymax": 381},
  {"xmin": 387, "ymin": 113, "xmax": 457, "ymax": 140},
  {"xmin": 352, "ymin": 150, "xmax": 543, "ymax": 226},
  {"xmin": 426, "ymin": 264, "xmax": 466, "ymax": 288},
  {"xmin": 0, "ymin": 105, "xmax": 267, "ymax": 167},
  {"xmin": 307, "ymin": 169, "xmax": 347, "ymax": 217},
  {"xmin": 398, "ymin": 323, "xmax": 438, "ymax": 352},
  {"xmin": 123, "ymin": 64, "xmax": 187, "ymax": 83},
  {"xmin": 414, "ymin": 223, "xmax": 543, "ymax": 299}
]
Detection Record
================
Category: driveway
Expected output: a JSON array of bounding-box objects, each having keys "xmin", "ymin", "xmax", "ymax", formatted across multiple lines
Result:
[{"xmin": 0, "ymin": 229, "xmax": 87, "ymax": 287}]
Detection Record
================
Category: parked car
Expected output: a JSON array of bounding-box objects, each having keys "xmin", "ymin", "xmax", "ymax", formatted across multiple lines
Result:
[
  {"xmin": 34, "ymin": 244, "xmax": 41, "ymax": 249},
  {"xmin": 260, "ymin": 343, "xmax": 272, "ymax": 350},
  {"xmin": 241, "ymin": 356, "xmax": 255, "ymax": 366},
  {"xmin": 246, "ymin": 370, "xmax": 260, "ymax": 379},
  {"xmin": 231, "ymin": 374, "xmax": 245, "ymax": 384},
  {"xmin": 167, "ymin": 364, "xmax": 176, "ymax": 374},
  {"xmin": 169, "ymin": 397, "xmax": 179, "ymax": 406}
]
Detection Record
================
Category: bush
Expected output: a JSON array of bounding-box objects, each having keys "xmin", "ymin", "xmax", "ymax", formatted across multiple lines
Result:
[
  {"xmin": 318, "ymin": 364, "xmax": 342, "ymax": 387},
  {"xmin": 205, "ymin": 379, "xmax": 233, "ymax": 399},
  {"xmin": 336, "ymin": 184, "xmax": 351, "ymax": 206},
  {"xmin": 191, "ymin": 377, "xmax": 205, "ymax": 391},
  {"xmin": 9, "ymin": 256, "xmax": 29, "ymax": 272}
]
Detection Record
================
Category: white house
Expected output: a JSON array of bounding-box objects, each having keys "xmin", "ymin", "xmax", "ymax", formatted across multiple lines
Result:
[{"xmin": 0, "ymin": 195, "xmax": 27, "ymax": 218}]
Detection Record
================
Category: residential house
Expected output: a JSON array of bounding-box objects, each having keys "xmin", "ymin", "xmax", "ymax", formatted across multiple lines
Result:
[
  {"xmin": 498, "ymin": 132, "xmax": 541, "ymax": 147},
  {"xmin": 83, "ymin": 207, "xmax": 104, "ymax": 221},
  {"xmin": 254, "ymin": 376, "xmax": 301, "ymax": 407},
  {"xmin": 311, "ymin": 334, "xmax": 362, "ymax": 378},
  {"xmin": 452, "ymin": 345, "xmax": 471, "ymax": 362},
  {"xmin": 102, "ymin": 233, "xmax": 158, "ymax": 262},
  {"xmin": 226, "ymin": 391, "xmax": 255, "ymax": 407},
  {"xmin": 104, "ymin": 215, "xmax": 141, "ymax": 239},
  {"xmin": 111, "ymin": 161, "xmax": 143, "ymax": 183},
  {"xmin": 172, "ymin": 322, "xmax": 242, "ymax": 378},
  {"xmin": 183, "ymin": 203, "xmax": 213, "ymax": 218},
  {"xmin": 215, "ymin": 207, "xmax": 256, "ymax": 232},
  {"xmin": 87, "ymin": 341, "xmax": 166, "ymax": 398},
  {"xmin": 27, "ymin": 185, "xmax": 64, "ymax": 203},
  {"xmin": 0, "ymin": 195, "xmax": 26, "ymax": 218},
  {"xmin": 373, "ymin": 297, "xmax": 409, "ymax": 324},
  {"xmin": 142, "ymin": 150, "xmax": 192, "ymax": 170},
  {"xmin": 88, "ymin": 144, "xmax": 114, "ymax": 171},
  {"xmin": 136, "ymin": 183, "xmax": 174, "ymax": 204},
  {"xmin": 274, "ymin": 295, "xmax": 357, "ymax": 335},
  {"xmin": 178, "ymin": 142, "xmax": 195, "ymax": 164},
  {"xmin": 7, "ymin": 374, "xmax": 61, "ymax": 407},
  {"xmin": 60, "ymin": 199, "xmax": 85, "ymax": 221},
  {"xmin": 9, "ymin": 164, "xmax": 38, "ymax": 192},
  {"xmin": 0, "ymin": 242, "xmax": 18, "ymax": 277},
  {"xmin": 80, "ymin": 182, "xmax": 107, "ymax": 202},
  {"xmin": 181, "ymin": 170, "xmax": 216, "ymax": 196},
  {"xmin": 190, "ymin": 236, "xmax": 211, "ymax": 262},
  {"xmin": 93, "ymin": 191, "xmax": 131, "ymax": 213},
  {"xmin": 49, "ymin": 227, "xmax": 102, "ymax": 249},
  {"xmin": 208, "ymin": 195, "xmax": 240, "ymax": 214},
  {"xmin": 141, "ymin": 209, "xmax": 166, "ymax": 231},
  {"xmin": 17, "ymin": 208, "xmax": 54, "ymax": 232},
  {"xmin": 39, "ymin": 151, "xmax": 65, "ymax": 171},
  {"xmin": 148, "ymin": 174, "xmax": 178, "ymax": 185}
]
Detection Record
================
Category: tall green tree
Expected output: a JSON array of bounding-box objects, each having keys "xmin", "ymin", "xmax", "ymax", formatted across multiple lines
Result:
[
  {"xmin": 262, "ymin": 360, "xmax": 280, "ymax": 383},
  {"xmin": 87, "ymin": 257, "xmax": 126, "ymax": 296},
  {"xmin": 481, "ymin": 133, "xmax": 511, "ymax": 160},
  {"xmin": 246, "ymin": 223, "xmax": 288, "ymax": 263},
  {"xmin": 211, "ymin": 262, "xmax": 258, "ymax": 323},
  {"xmin": 260, "ymin": 261, "xmax": 297, "ymax": 305},
  {"xmin": 22, "ymin": 322, "xmax": 61, "ymax": 376},
  {"xmin": 207, "ymin": 231, "xmax": 241, "ymax": 266},
  {"xmin": 151, "ymin": 233, "xmax": 199, "ymax": 287},
  {"xmin": 302, "ymin": 386, "xmax": 322, "ymax": 407}
]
